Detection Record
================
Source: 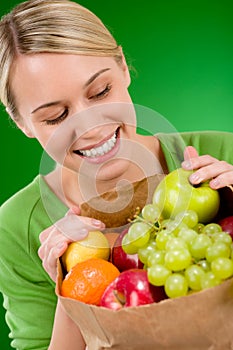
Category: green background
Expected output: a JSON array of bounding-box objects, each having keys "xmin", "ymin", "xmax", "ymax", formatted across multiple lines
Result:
[{"xmin": 0, "ymin": 0, "xmax": 233, "ymax": 348}]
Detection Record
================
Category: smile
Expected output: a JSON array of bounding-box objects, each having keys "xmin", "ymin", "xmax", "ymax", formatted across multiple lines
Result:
[{"xmin": 74, "ymin": 127, "xmax": 120, "ymax": 159}]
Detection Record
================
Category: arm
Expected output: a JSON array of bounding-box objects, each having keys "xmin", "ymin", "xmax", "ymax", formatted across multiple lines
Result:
[
  {"xmin": 38, "ymin": 207, "xmax": 106, "ymax": 348},
  {"xmin": 0, "ymin": 195, "xmax": 103, "ymax": 349},
  {"xmin": 49, "ymin": 301, "xmax": 86, "ymax": 350}
]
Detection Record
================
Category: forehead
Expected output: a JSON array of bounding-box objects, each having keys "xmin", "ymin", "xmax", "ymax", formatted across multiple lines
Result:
[
  {"xmin": 13, "ymin": 53, "xmax": 117, "ymax": 73},
  {"xmin": 10, "ymin": 53, "xmax": 119, "ymax": 112}
]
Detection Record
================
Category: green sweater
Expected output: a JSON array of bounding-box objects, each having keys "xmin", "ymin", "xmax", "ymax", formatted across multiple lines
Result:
[{"xmin": 0, "ymin": 131, "xmax": 232, "ymax": 350}]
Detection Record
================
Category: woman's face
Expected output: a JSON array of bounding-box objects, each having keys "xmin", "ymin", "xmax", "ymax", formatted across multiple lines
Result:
[{"xmin": 10, "ymin": 53, "xmax": 138, "ymax": 181}]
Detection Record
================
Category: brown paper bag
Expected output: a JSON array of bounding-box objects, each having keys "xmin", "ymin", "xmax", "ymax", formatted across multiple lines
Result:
[
  {"xmin": 57, "ymin": 175, "xmax": 233, "ymax": 349},
  {"xmin": 80, "ymin": 174, "xmax": 165, "ymax": 228},
  {"xmin": 57, "ymin": 261, "xmax": 233, "ymax": 350}
]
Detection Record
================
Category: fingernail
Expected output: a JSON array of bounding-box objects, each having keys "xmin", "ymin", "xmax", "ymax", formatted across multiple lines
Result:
[
  {"xmin": 189, "ymin": 173, "xmax": 201, "ymax": 183},
  {"xmin": 182, "ymin": 161, "xmax": 192, "ymax": 169},
  {"xmin": 91, "ymin": 219, "xmax": 103, "ymax": 227},
  {"xmin": 70, "ymin": 206, "xmax": 80, "ymax": 215},
  {"xmin": 79, "ymin": 228, "xmax": 88, "ymax": 236},
  {"xmin": 210, "ymin": 179, "xmax": 220, "ymax": 189}
]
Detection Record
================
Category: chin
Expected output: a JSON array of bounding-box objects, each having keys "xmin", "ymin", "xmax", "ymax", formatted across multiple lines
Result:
[{"xmin": 96, "ymin": 158, "xmax": 133, "ymax": 182}]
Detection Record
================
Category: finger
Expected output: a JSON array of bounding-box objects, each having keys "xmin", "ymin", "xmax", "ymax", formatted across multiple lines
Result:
[
  {"xmin": 182, "ymin": 146, "xmax": 199, "ymax": 170},
  {"xmin": 38, "ymin": 224, "xmax": 65, "ymax": 249},
  {"xmin": 39, "ymin": 226, "xmax": 52, "ymax": 244},
  {"xmin": 182, "ymin": 154, "xmax": 218, "ymax": 170},
  {"xmin": 189, "ymin": 161, "xmax": 233, "ymax": 185},
  {"xmin": 38, "ymin": 229, "xmax": 67, "ymax": 260},
  {"xmin": 42, "ymin": 248, "xmax": 59, "ymax": 282},
  {"xmin": 41, "ymin": 211, "xmax": 105, "ymax": 246},
  {"xmin": 65, "ymin": 205, "xmax": 81, "ymax": 216},
  {"xmin": 39, "ymin": 240, "xmax": 68, "ymax": 282},
  {"xmin": 183, "ymin": 146, "xmax": 199, "ymax": 161},
  {"xmin": 54, "ymin": 214, "xmax": 105, "ymax": 241},
  {"xmin": 209, "ymin": 170, "xmax": 233, "ymax": 189}
]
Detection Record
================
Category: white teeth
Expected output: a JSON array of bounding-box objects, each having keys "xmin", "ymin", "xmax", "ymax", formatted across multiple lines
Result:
[{"xmin": 78, "ymin": 131, "xmax": 117, "ymax": 158}]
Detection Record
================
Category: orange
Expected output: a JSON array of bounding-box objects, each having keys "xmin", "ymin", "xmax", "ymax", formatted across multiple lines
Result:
[
  {"xmin": 62, "ymin": 230, "xmax": 110, "ymax": 272},
  {"xmin": 61, "ymin": 258, "xmax": 120, "ymax": 305}
]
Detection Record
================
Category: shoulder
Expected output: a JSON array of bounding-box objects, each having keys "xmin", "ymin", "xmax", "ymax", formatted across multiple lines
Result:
[
  {"xmin": 157, "ymin": 131, "xmax": 233, "ymax": 171},
  {"xmin": 0, "ymin": 175, "xmax": 67, "ymax": 248},
  {"xmin": 158, "ymin": 130, "xmax": 232, "ymax": 144},
  {"xmin": 1, "ymin": 174, "xmax": 67, "ymax": 227},
  {"xmin": 0, "ymin": 176, "xmax": 42, "ymax": 230},
  {"xmin": 179, "ymin": 131, "xmax": 233, "ymax": 162},
  {"xmin": 179, "ymin": 130, "xmax": 233, "ymax": 145},
  {"xmin": 0, "ymin": 175, "xmax": 55, "ymax": 254}
]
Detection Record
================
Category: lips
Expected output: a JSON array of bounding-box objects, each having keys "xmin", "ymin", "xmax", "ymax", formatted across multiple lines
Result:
[{"xmin": 73, "ymin": 127, "xmax": 120, "ymax": 159}]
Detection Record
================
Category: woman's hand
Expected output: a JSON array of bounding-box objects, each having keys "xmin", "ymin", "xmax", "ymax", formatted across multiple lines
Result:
[
  {"xmin": 38, "ymin": 206, "xmax": 105, "ymax": 282},
  {"xmin": 182, "ymin": 146, "xmax": 233, "ymax": 190}
]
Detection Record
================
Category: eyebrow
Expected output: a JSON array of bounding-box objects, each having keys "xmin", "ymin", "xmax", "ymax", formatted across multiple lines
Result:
[
  {"xmin": 31, "ymin": 68, "xmax": 111, "ymax": 114},
  {"xmin": 31, "ymin": 101, "xmax": 62, "ymax": 114},
  {"xmin": 84, "ymin": 68, "xmax": 110, "ymax": 87}
]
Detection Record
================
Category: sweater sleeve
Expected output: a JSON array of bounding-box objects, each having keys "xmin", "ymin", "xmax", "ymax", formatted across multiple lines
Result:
[
  {"xmin": 0, "ymin": 177, "xmax": 65, "ymax": 350},
  {"xmin": 158, "ymin": 130, "xmax": 233, "ymax": 172}
]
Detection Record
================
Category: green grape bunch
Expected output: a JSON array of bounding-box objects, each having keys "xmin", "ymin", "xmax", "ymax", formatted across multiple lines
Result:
[{"xmin": 122, "ymin": 205, "xmax": 233, "ymax": 299}]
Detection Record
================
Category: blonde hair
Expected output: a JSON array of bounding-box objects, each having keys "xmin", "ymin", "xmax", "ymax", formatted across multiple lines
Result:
[{"xmin": 0, "ymin": 0, "xmax": 122, "ymax": 118}]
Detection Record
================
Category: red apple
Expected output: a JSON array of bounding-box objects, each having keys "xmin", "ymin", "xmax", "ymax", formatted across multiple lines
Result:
[
  {"xmin": 100, "ymin": 269, "xmax": 167, "ymax": 309},
  {"xmin": 99, "ymin": 282, "xmax": 122, "ymax": 310},
  {"xmin": 112, "ymin": 229, "xmax": 143, "ymax": 271},
  {"xmin": 218, "ymin": 216, "xmax": 233, "ymax": 240},
  {"xmin": 217, "ymin": 186, "xmax": 233, "ymax": 220}
]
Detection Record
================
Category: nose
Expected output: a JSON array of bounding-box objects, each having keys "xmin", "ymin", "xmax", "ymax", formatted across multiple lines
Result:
[
  {"xmin": 70, "ymin": 104, "xmax": 116, "ymax": 141},
  {"xmin": 80, "ymin": 125, "xmax": 105, "ymax": 140},
  {"xmin": 72, "ymin": 105, "xmax": 101, "ymax": 135}
]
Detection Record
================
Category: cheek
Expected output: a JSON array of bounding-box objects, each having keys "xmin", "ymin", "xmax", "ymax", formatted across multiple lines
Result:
[
  {"xmin": 40, "ymin": 126, "xmax": 76, "ymax": 165},
  {"xmin": 113, "ymin": 83, "xmax": 132, "ymax": 104},
  {"xmin": 31, "ymin": 102, "xmax": 136, "ymax": 164},
  {"xmin": 25, "ymin": 119, "xmax": 72, "ymax": 164}
]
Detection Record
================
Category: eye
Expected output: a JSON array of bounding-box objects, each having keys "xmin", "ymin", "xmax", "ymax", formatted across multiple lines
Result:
[
  {"xmin": 89, "ymin": 84, "xmax": 112, "ymax": 100},
  {"xmin": 44, "ymin": 108, "xmax": 69, "ymax": 125}
]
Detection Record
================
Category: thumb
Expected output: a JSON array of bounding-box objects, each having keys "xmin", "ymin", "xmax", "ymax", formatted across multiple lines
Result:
[
  {"xmin": 58, "ymin": 206, "xmax": 105, "ymax": 241},
  {"xmin": 183, "ymin": 146, "xmax": 199, "ymax": 161},
  {"xmin": 65, "ymin": 205, "xmax": 81, "ymax": 216}
]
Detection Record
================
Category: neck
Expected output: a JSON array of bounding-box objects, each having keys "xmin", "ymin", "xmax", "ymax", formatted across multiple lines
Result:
[{"xmin": 57, "ymin": 162, "xmax": 147, "ymax": 206}]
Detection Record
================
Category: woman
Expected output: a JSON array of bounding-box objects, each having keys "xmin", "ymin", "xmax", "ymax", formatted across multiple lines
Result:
[{"xmin": 0, "ymin": 0, "xmax": 233, "ymax": 349}]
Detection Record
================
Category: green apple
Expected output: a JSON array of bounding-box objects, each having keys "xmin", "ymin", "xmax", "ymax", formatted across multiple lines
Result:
[{"xmin": 153, "ymin": 168, "xmax": 220, "ymax": 223}]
